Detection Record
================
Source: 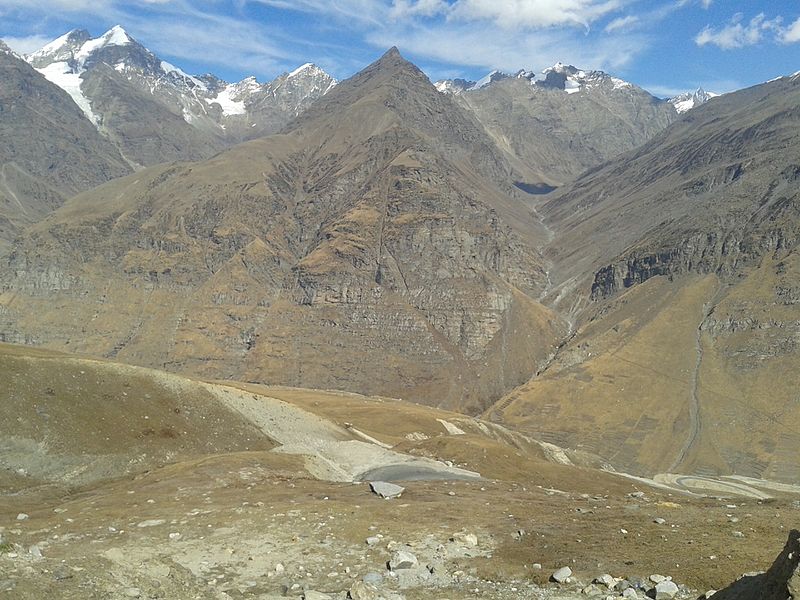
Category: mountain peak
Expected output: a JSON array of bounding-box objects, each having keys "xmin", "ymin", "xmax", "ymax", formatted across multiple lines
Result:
[
  {"xmin": 668, "ymin": 87, "xmax": 719, "ymax": 113},
  {"xmin": 101, "ymin": 25, "xmax": 134, "ymax": 46}
]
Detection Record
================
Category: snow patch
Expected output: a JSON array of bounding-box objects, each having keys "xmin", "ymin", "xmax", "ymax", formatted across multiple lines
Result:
[
  {"xmin": 161, "ymin": 60, "xmax": 206, "ymax": 89},
  {"xmin": 208, "ymin": 85, "xmax": 247, "ymax": 116},
  {"xmin": 288, "ymin": 62, "xmax": 314, "ymax": 78},
  {"xmin": 38, "ymin": 61, "xmax": 99, "ymax": 125},
  {"xmin": 31, "ymin": 30, "xmax": 76, "ymax": 58},
  {"xmin": 564, "ymin": 78, "xmax": 581, "ymax": 94},
  {"xmin": 75, "ymin": 26, "xmax": 131, "ymax": 63}
]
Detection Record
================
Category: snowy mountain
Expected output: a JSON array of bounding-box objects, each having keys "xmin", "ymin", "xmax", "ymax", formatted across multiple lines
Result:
[
  {"xmin": 435, "ymin": 62, "xmax": 638, "ymax": 96},
  {"xmin": 434, "ymin": 78, "xmax": 475, "ymax": 94},
  {"xmin": 436, "ymin": 61, "xmax": 678, "ymax": 186},
  {"xmin": 25, "ymin": 26, "xmax": 337, "ymax": 166},
  {"xmin": 668, "ymin": 87, "xmax": 719, "ymax": 113}
]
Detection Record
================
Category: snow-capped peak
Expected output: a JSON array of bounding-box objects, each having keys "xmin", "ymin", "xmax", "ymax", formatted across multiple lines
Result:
[
  {"xmin": 668, "ymin": 87, "xmax": 719, "ymax": 113},
  {"xmin": 74, "ymin": 25, "xmax": 133, "ymax": 63},
  {"xmin": 470, "ymin": 70, "xmax": 508, "ymax": 90},
  {"xmin": 288, "ymin": 63, "xmax": 315, "ymax": 78}
]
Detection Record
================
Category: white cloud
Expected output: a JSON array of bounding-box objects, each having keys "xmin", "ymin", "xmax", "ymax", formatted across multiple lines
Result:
[
  {"xmin": 779, "ymin": 16, "xmax": 800, "ymax": 44},
  {"xmin": 695, "ymin": 12, "xmax": 783, "ymax": 49},
  {"xmin": 2, "ymin": 34, "xmax": 54, "ymax": 54}
]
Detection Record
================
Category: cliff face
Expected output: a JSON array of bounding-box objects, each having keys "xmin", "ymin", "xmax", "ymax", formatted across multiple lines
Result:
[{"xmin": 0, "ymin": 49, "xmax": 564, "ymax": 413}]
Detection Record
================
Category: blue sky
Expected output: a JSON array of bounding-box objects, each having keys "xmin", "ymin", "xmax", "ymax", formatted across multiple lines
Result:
[{"xmin": 1, "ymin": 0, "xmax": 798, "ymax": 96}]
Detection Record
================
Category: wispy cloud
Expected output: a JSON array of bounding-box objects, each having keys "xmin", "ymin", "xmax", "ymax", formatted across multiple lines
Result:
[
  {"xmin": 604, "ymin": 15, "xmax": 638, "ymax": 33},
  {"xmin": 391, "ymin": 0, "xmax": 625, "ymax": 29},
  {"xmin": 695, "ymin": 12, "xmax": 784, "ymax": 49}
]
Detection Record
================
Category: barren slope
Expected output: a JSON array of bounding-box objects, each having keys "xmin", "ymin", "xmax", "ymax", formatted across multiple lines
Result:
[{"xmin": 1, "ymin": 344, "xmax": 799, "ymax": 600}]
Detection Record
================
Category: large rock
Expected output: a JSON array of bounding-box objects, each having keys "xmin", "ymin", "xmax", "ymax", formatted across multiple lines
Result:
[
  {"xmin": 655, "ymin": 580, "xmax": 679, "ymax": 599},
  {"xmin": 369, "ymin": 482, "xmax": 404, "ymax": 499},
  {"xmin": 713, "ymin": 529, "xmax": 800, "ymax": 599},
  {"xmin": 389, "ymin": 550, "xmax": 418, "ymax": 570}
]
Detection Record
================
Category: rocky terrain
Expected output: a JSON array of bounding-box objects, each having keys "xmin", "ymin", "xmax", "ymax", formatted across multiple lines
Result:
[
  {"xmin": 26, "ymin": 27, "xmax": 337, "ymax": 167},
  {"xmin": 2, "ymin": 342, "xmax": 799, "ymax": 599}
]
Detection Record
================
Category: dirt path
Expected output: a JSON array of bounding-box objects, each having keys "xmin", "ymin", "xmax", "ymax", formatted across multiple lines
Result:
[
  {"xmin": 668, "ymin": 279, "xmax": 724, "ymax": 473},
  {"xmin": 203, "ymin": 382, "xmax": 482, "ymax": 482}
]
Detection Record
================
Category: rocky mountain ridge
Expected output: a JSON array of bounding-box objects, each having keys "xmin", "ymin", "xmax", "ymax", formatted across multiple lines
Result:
[
  {"xmin": 438, "ymin": 62, "xmax": 678, "ymax": 186},
  {"xmin": 490, "ymin": 72, "xmax": 800, "ymax": 482},
  {"xmin": 0, "ymin": 47, "xmax": 563, "ymax": 413},
  {"xmin": 0, "ymin": 46, "xmax": 130, "ymax": 256},
  {"xmin": 1, "ymin": 43, "xmax": 799, "ymax": 485},
  {"xmin": 24, "ymin": 26, "xmax": 337, "ymax": 166}
]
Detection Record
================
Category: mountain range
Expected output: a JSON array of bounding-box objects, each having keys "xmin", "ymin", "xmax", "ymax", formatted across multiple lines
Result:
[
  {"xmin": 26, "ymin": 26, "xmax": 338, "ymax": 167},
  {"xmin": 0, "ymin": 27, "xmax": 798, "ymax": 488}
]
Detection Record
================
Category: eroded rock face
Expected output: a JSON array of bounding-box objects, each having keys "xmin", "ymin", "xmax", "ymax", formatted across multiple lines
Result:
[{"xmin": 713, "ymin": 529, "xmax": 800, "ymax": 599}]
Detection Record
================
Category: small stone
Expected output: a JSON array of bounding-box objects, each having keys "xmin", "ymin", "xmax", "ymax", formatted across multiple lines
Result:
[
  {"xmin": 136, "ymin": 519, "xmax": 166, "ymax": 528},
  {"xmin": 650, "ymin": 574, "xmax": 666, "ymax": 584},
  {"xmin": 582, "ymin": 584, "xmax": 601, "ymax": 594},
  {"xmin": 362, "ymin": 572, "xmax": 383, "ymax": 585},
  {"xmin": 389, "ymin": 550, "xmax": 418, "ymax": 570},
  {"xmin": 29, "ymin": 545, "xmax": 42, "ymax": 558},
  {"xmin": 531, "ymin": 563, "xmax": 542, "ymax": 570},
  {"xmin": 629, "ymin": 491, "xmax": 645, "ymax": 498},
  {"xmin": 622, "ymin": 589, "xmax": 639, "ymax": 599},
  {"xmin": 704, "ymin": 591, "xmax": 717, "ymax": 598},
  {"xmin": 124, "ymin": 588, "xmax": 141, "ymax": 598},
  {"xmin": 451, "ymin": 531, "xmax": 478, "ymax": 547},
  {"xmin": 552, "ymin": 566, "xmax": 573, "ymax": 583},
  {"xmin": 732, "ymin": 531, "xmax": 745, "ymax": 538},
  {"xmin": 275, "ymin": 563, "xmax": 285, "ymax": 574},
  {"xmin": 169, "ymin": 532, "xmax": 182, "ymax": 540},
  {"xmin": 304, "ymin": 591, "xmax": 332, "ymax": 600},
  {"xmin": 349, "ymin": 581, "xmax": 381, "ymax": 600},
  {"xmin": 366, "ymin": 536, "xmax": 381, "ymax": 546},
  {"xmin": 16, "ymin": 514, "xmax": 29, "ymax": 521},
  {"xmin": 369, "ymin": 482, "xmax": 404, "ymax": 499},
  {"xmin": 655, "ymin": 580, "xmax": 679, "ymax": 599},
  {"xmin": 594, "ymin": 574, "xmax": 615, "ymax": 589},
  {"xmin": 654, "ymin": 518, "xmax": 666, "ymax": 525}
]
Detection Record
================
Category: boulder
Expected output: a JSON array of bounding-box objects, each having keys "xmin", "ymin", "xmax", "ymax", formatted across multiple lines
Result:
[
  {"xmin": 369, "ymin": 482, "xmax": 405, "ymax": 500},
  {"xmin": 655, "ymin": 580, "xmax": 679, "ymax": 599},
  {"xmin": 389, "ymin": 550, "xmax": 418, "ymax": 570}
]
